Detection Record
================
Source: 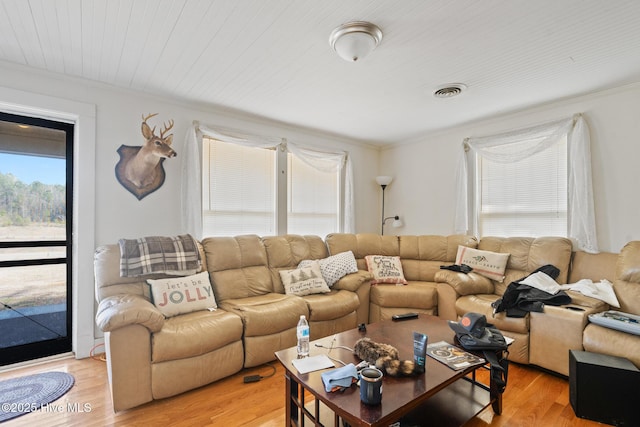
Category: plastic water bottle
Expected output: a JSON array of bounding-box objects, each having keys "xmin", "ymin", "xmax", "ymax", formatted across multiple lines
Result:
[{"xmin": 297, "ymin": 315, "xmax": 310, "ymax": 357}]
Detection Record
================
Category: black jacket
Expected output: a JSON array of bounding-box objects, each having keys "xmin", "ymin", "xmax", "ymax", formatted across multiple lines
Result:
[{"xmin": 491, "ymin": 265, "xmax": 571, "ymax": 317}]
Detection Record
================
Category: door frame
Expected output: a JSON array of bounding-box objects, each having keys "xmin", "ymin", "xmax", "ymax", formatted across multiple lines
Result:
[{"xmin": 0, "ymin": 87, "xmax": 96, "ymax": 362}]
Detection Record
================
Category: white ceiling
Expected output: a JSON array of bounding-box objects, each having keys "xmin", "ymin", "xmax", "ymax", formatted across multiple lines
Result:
[{"xmin": 1, "ymin": 0, "xmax": 640, "ymax": 145}]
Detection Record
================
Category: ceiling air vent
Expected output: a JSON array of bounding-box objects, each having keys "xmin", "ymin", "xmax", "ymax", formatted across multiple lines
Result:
[{"xmin": 433, "ymin": 83, "xmax": 467, "ymax": 98}]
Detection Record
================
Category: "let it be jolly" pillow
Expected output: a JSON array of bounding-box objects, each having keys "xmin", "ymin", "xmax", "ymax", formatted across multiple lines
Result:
[{"xmin": 147, "ymin": 271, "xmax": 217, "ymax": 317}]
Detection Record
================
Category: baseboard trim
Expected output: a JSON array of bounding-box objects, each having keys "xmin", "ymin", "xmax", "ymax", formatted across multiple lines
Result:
[
  {"xmin": 0, "ymin": 338, "xmax": 105, "ymax": 373},
  {"xmin": 0, "ymin": 352, "xmax": 74, "ymax": 373}
]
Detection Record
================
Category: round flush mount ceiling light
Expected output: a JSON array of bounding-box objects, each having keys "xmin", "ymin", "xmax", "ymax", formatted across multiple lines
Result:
[
  {"xmin": 433, "ymin": 83, "xmax": 467, "ymax": 98},
  {"xmin": 329, "ymin": 21, "xmax": 383, "ymax": 62}
]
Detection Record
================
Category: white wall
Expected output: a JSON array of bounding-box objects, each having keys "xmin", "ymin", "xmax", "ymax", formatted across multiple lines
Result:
[
  {"xmin": 382, "ymin": 83, "xmax": 640, "ymax": 253},
  {"xmin": 0, "ymin": 60, "xmax": 381, "ymax": 246}
]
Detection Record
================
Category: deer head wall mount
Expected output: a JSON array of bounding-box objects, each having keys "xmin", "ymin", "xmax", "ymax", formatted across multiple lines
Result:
[{"xmin": 115, "ymin": 113, "xmax": 177, "ymax": 200}]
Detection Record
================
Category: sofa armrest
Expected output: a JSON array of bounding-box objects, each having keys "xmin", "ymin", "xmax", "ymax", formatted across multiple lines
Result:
[
  {"xmin": 434, "ymin": 271, "xmax": 494, "ymax": 295},
  {"xmin": 96, "ymin": 294, "xmax": 165, "ymax": 333},
  {"xmin": 332, "ymin": 270, "xmax": 373, "ymax": 292}
]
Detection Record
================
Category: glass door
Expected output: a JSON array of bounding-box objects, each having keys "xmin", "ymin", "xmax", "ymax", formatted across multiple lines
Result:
[{"xmin": 0, "ymin": 112, "xmax": 73, "ymax": 365}]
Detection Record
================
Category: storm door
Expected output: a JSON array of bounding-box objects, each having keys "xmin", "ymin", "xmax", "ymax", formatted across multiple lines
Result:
[{"xmin": 0, "ymin": 112, "xmax": 73, "ymax": 365}]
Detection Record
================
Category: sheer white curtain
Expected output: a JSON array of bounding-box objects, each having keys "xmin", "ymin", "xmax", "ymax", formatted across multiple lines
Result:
[
  {"xmin": 454, "ymin": 114, "xmax": 598, "ymax": 253},
  {"xmin": 181, "ymin": 122, "xmax": 355, "ymax": 238},
  {"xmin": 181, "ymin": 122, "xmax": 280, "ymax": 239},
  {"xmin": 287, "ymin": 141, "xmax": 355, "ymax": 233}
]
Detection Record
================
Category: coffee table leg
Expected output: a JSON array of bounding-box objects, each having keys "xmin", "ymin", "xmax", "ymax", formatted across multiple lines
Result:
[{"xmin": 285, "ymin": 372, "xmax": 297, "ymax": 426}]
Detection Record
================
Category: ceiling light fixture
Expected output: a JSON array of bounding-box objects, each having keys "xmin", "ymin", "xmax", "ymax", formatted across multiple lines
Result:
[
  {"xmin": 329, "ymin": 21, "xmax": 383, "ymax": 62},
  {"xmin": 433, "ymin": 83, "xmax": 467, "ymax": 98}
]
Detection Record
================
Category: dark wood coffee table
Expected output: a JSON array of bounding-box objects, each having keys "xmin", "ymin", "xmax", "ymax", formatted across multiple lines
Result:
[{"xmin": 275, "ymin": 314, "xmax": 503, "ymax": 427}]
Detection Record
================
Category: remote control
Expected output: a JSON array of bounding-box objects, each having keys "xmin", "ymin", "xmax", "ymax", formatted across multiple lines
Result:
[{"xmin": 392, "ymin": 312, "xmax": 419, "ymax": 321}]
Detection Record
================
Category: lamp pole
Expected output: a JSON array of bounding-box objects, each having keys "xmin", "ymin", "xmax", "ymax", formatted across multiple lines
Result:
[
  {"xmin": 380, "ymin": 184, "xmax": 387, "ymax": 235},
  {"xmin": 376, "ymin": 176, "xmax": 393, "ymax": 235}
]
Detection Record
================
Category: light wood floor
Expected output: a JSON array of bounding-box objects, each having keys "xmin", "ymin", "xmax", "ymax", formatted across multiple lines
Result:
[{"xmin": 0, "ymin": 354, "xmax": 603, "ymax": 427}]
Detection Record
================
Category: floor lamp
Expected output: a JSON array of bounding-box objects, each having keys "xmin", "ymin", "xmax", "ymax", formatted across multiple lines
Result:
[{"xmin": 376, "ymin": 176, "xmax": 403, "ymax": 235}]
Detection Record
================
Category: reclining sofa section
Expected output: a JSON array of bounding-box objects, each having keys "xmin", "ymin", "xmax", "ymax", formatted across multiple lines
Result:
[
  {"xmin": 94, "ymin": 242, "xmax": 244, "ymax": 412},
  {"xmin": 95, "ymin": 234, "xmax": 372, "ymax": 411},
  {"xmin": 203, "ymin": 234, "xmax": 368, "ymax": 368}
]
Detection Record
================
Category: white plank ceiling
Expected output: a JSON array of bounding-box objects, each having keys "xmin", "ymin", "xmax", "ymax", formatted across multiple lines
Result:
[{"xmin": 1, "ymin": 0, "xmax": 640, "ymax": 144}]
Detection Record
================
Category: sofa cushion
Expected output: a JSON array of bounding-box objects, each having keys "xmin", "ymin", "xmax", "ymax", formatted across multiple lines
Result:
[
  {"xmin": 219, "ymin": 293, "xmax": 308, "ymax": 337},
  {"xmin": 262, "ymin": 234, "xmax": 330, "ymax": 294},
  {"xmin": 456, "ymin": 246, "xmax": 510, "ymax": 282},
  {"xmin": 299, "ymin": 251, "xmax": 358, "ymax": 287},
  {"xmin": 583, "ymin": 323, "xmax": 640, "ymax": 368},
  {"xmin": 203, "ymin": 235, "xmax": 273, "ymax": 300},
  {"xmin": 399, "ymin": 235, "xmax": 478, "ymax": 281},
  {"xmin": 614, "ymin": 241, "xmax": 640, "ymax": 316},
  {"xmin": 370, "ymin": 282, "xmax": 438, "ymax": 310},
  {"xmin": 147, "ymin": 271, "xmax": 217, "ymax": 317},
  {"xmin": 434, "ymin": 270, "xmax": 494, "ymax": 296},
  {"xmin": 365, "ymin": 255, "xmax": 408, "ymax": 285},
  {"xmin": 569, "ymin": 250, "xmax": 617, "ymax": 283},
  {"xmin": 279, "ymin": 261, "xmax": 331, "ymax": 296},
  {"xmin": 564, "ymin": 291, "xmax": 609, "ymax": 309},
  {"xmin": 263, "ymin": 234, "xmax": 329, "ymax": 267},
  {"xmin": 302, "ymin": 289, "xmax": 360, "ymax": 321},
  {"xmin": 478, "ymin": 236, "xmax": 573, "ymax": 295},
  {"xmin": 151, "ymin": 309, "xmax": 243, "ymax": 363},
  {"xmin": 326, "ymin": 233, "xmax": 400, "ymax": 271}
]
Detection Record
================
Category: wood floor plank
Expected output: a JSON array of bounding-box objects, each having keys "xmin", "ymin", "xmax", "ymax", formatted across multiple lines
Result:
[{"xmin": 0, "ymin": 355, "xmax": 604, "ymax": 426}]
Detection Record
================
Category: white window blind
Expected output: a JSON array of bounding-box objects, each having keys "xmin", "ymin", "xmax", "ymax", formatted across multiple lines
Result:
[
  {"xmin": 287, "ymin": 153, "xmax": 339, "ymax": 237},
  {"xmin": 202, "ymin": 138, "xmax": 275, "ymax": 236},
  {"xmin": 477, "ymin": 136, "xmax": 567, "ymax": 237}
]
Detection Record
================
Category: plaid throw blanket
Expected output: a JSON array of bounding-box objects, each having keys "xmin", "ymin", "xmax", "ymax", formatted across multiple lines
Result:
[{"xmin": 119, "ymin": 234, "xmax": 201, "ymax": 277}]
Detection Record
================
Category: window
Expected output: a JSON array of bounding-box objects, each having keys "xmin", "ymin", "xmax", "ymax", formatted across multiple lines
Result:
[
  {"xmin": 287, "ymin": 153, "xmax": 339, "ymax": 237},
  {"xmin": 476, "ymin": 136, "xmax": 567, "ymax": 237},
  {"xmin": 456, "ymin": 115, "xmax": 598, "ymax": 251},
  {"xmin": 202, "ymin": 138, "xmax": 275, "ymax": 236},
  {"xmin": 202, "ymin": 138, "xmax": 342, "ymax": 237}
]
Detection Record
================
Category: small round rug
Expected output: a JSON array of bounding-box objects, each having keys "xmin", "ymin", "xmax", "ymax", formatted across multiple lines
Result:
[{"xmin": 0, "ymin": 371, "xmax": 75, "ymax": 422}]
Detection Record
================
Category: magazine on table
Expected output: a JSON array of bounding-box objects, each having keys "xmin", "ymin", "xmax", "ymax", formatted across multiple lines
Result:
[{"xmin": 426, "ymin": 341, "xmax": 486, "ymax": 370}]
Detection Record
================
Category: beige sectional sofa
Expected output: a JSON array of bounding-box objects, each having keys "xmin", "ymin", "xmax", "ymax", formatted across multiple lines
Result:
[{"xmin": 94, "ymin": 233, "xmax": 639, "ymax": 411}]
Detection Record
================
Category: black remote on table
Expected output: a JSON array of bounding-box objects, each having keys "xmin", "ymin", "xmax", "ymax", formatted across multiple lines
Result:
[{"xmin": 392, "ymin": 312, "xmax": 419, "ymax": 321}]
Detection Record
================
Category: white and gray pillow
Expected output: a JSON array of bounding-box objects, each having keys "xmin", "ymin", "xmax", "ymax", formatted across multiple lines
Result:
[{"xmin": 298, "ymin": 250, "xmax": 358, "ymax": 287}]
